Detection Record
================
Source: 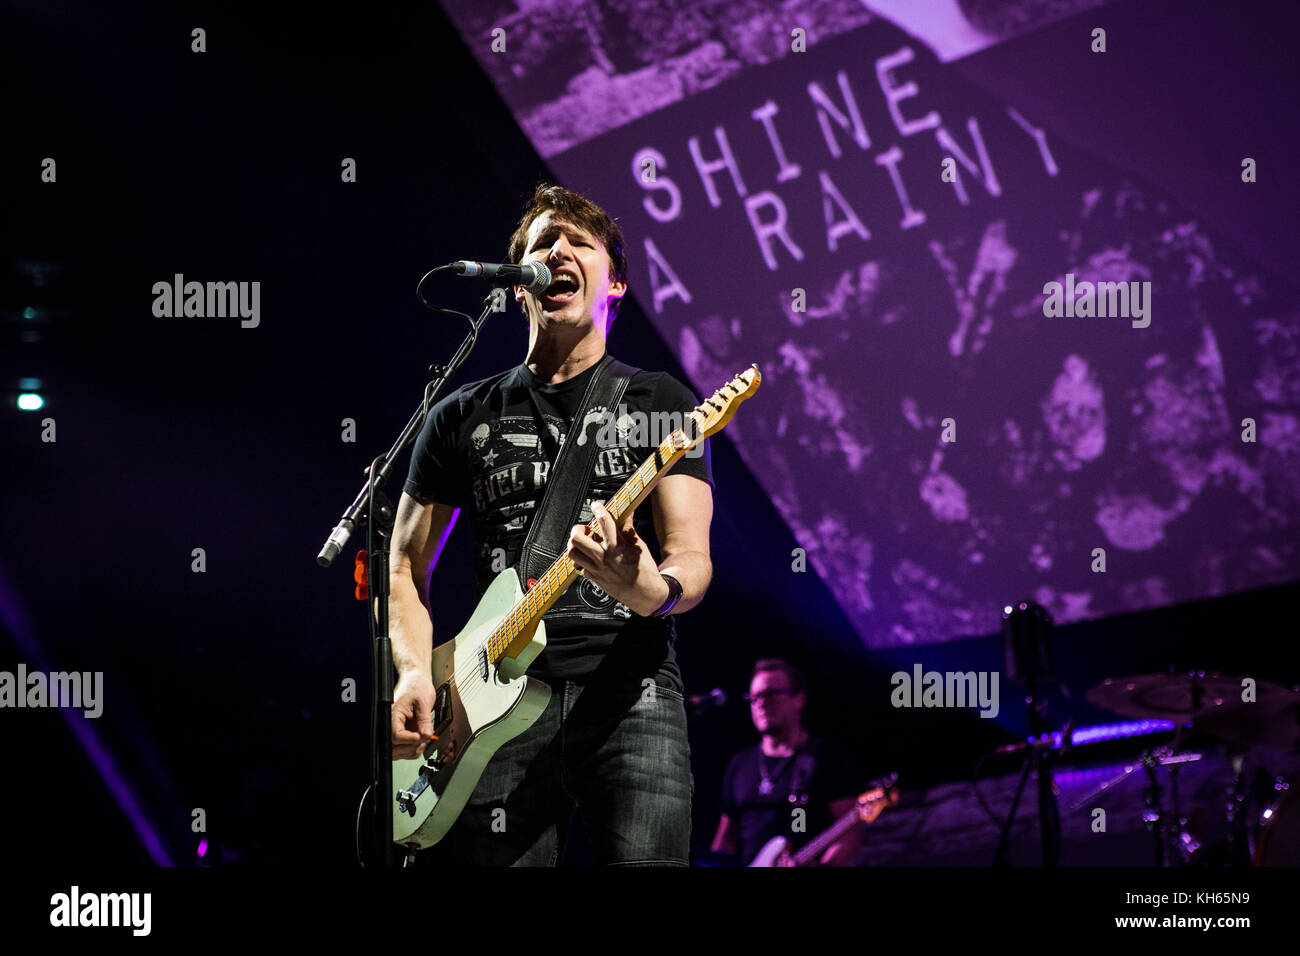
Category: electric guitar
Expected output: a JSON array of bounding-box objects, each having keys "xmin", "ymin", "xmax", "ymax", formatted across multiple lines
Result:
[
  {"xmin": 391, "ymin": 365, "xmax": 762, "ymax": 849},
  {"xmin": 748, "ymin": 773, "xmax": 899, "ymax": 867}
]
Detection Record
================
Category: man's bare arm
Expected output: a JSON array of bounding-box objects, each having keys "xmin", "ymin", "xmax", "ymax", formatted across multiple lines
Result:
[
  {"xmin": 386, "ymin": 492, "xmax": 458, "ymax": 758},
  {"xmin": 711, "ymin": 813, "xmax": 739, "ymax": 858},
  {"xmin": 650, "ymin": 473, "xmax": 713, "ymax": 613},
  {"xmin": 385, "ymin": 492, "xmax": 457, "ymax": 674}
]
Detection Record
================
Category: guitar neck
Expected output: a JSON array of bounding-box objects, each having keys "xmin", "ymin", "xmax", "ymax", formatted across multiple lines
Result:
[
  {"xmin": 792, "ymin": 805, "xmax": 862, "ymax": 867},
  {"xmin": 486, "ymin": 427, "xmax": 696, "ymax": 665}
]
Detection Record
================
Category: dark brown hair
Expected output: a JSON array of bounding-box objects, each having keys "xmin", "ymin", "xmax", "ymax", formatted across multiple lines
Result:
[
  {"xmin": 751, "ymin": 658, "xmax": 806, "ymax": 695},
  {"xmin": 506, "ymin": 182, "xmax": 628, "ymax": 329}
]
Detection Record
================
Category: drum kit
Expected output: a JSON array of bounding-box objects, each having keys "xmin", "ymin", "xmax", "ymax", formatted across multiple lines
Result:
[{"xmin": 1078, "ymin": 670, "xmax": 1299, "ymax": 866}]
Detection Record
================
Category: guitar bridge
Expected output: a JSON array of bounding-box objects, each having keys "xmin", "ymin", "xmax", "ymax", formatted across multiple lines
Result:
[{"xmin": 396, "ymin": 774, "xmax": 430, "ymax": 816}]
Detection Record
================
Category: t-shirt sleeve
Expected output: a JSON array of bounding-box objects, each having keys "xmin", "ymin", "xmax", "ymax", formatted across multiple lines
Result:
[
  {"xmin": 403, "ymin": 391, "xmax": 467, "ymax": 507},
  {"xmin": 719, "ymin": 751, "xmax": 742, "ymax": 818},
  {"xmin": 651, "ymin": 372, "xmax": 715, "ymax": 489}
]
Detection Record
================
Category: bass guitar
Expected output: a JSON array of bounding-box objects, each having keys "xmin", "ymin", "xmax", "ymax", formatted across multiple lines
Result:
[{"xmin": 749, "ymin": 773, "xmax": 899, "ymax": 867}]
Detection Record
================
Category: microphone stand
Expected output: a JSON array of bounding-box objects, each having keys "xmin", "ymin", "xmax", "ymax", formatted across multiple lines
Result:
[
  {"xmin": 991, "ymin": 682, "xmax": 1062, "ymax": 866},
  {"xmin": 317, "ymin": 282, "xmax": 498, "ymax": 868},
  {"xmin": 993, "ymin": 601, "xmax": 1062, "ymax": 867}
]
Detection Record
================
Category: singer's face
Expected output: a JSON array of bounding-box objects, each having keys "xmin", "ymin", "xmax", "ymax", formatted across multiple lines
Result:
[{"xmin": 515, "ymin": 212, "xmax": 626, "ymax": 334}]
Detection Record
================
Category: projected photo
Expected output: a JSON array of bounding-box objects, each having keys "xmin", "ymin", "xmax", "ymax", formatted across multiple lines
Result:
[{"xmin": 440, "ymin": 0, "xmax": 1300, "ymax": 648}]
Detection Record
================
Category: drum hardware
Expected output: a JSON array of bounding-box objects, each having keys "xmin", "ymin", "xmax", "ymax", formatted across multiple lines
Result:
[
  {"xmin": 1084, "ymin": 671, "xmax": 1300, "ymax": 867},
  {"xmin": 1220, "ymin": 752, "xmax": 1255, "ymax": 866},
  {"xmin": 1066, "ymin": 744, "xmax": 1204, "ymax": 865},
  {"xmin": 1254, "ymin": 776, "xmax": 1297, "ymax": 866}
]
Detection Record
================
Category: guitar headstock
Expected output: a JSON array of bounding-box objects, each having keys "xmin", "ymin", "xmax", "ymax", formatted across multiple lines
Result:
[
  {"xmin": 855, "ymin": 772, "xmax": 900, "ymax": 824},
  {"xmin": 671, "ymin": 365, "xmax": 761, "ymax": 454}
]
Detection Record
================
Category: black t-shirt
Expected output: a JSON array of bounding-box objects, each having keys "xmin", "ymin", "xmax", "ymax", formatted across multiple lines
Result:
[
  {"xmin": 402, "ymin": 354, "xmax": 713, "ymax": 686},
  {"xmin": 720, "ymin": 736, "xmax": 863, "ymax": 866}
]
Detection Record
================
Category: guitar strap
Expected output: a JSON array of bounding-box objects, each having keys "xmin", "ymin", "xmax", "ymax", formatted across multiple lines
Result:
[{"xmin": 517, "ymin": 353, "xmax": 636, "ymax": 602}]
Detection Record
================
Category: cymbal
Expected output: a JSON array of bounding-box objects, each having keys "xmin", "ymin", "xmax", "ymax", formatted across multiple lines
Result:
[
  {"xmin": 1194, "ymin": 700, "xmax": 1300, "ymax": 751},
  {"xmin": 1085, "ymin": 672, "xmax": 1291, "ymax": 722}
]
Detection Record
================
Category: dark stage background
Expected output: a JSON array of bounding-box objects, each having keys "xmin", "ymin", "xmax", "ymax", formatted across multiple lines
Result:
[{"xmin": 2, "ymin": 0, "xmax": 1298, "ymax": 868}]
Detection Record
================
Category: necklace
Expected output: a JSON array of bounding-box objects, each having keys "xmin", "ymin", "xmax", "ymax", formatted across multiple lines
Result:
[
  {"xmin": 757, "ymin": 755, "xmax": 792, "ymax": 795},
  {"xmin": 757, "ymin": 732, "xmax": 807, "ymax": 795}
]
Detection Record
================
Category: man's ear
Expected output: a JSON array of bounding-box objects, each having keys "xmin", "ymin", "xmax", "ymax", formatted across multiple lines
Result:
[{"xmin": 606, "ymin": 278, "xmax": 627, "ymax": 309}]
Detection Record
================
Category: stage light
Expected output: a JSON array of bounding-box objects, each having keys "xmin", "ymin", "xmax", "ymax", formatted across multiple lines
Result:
[{"xmin": 17, "ymin": 393, "xmax": 45, "ymax": 411}]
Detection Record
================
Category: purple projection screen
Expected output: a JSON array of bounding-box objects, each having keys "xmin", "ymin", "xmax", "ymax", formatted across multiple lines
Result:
[{"xmin": 440, "ymin": 1, "xmax": 1300, "ymax": 648}]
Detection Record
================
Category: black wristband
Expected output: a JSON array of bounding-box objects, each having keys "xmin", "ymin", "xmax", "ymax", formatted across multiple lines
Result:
[{"xmin": 651, "ymin": 574, "xmax": 683, "ymax": 618}]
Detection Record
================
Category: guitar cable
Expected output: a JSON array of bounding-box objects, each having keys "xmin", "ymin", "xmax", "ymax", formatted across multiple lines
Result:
[
  {"xmin": 357, "ymin": 784, "xmax": 419, "ymax": 867},
  {"xmin": 355, "ymin": 785, "xmax": 371, "ymax": 866}
]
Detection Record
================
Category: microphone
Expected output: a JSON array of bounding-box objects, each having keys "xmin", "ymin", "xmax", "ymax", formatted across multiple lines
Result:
[
  {"xmin": 686, "ymin": 688, "xmax": 727, "ymax": 713},
  {"xmin": 450, "ymin": 260, "xmax": 552, "ymax": 294}
]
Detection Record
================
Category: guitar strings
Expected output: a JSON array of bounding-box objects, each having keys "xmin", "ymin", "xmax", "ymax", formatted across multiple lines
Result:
[
  {"xmin": 447, "ymin": 435, "xmax": 679, "ymax": 715},
  {"xmin": 422, "ymin": 387, "xmax": 735, "ymax": 719}
]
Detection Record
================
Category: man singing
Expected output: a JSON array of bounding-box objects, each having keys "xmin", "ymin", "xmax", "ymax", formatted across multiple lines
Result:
[{"xmin": 389, "ymin": 183, "xmax": 714, "ymax": 865}]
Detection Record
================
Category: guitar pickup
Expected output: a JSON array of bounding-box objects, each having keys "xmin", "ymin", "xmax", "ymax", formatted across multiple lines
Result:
[{"xmin": 433, "ymin": 682, "xmax": 452, "ymax": 726}]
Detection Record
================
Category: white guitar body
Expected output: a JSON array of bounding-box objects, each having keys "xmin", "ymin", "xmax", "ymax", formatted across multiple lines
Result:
[
  {"xmin": 748, "ymin": 836, "xmax": 791, "ymax": 868},
  {"xmin": 391, "ymin": 567, "xmax": 551, "ymax": 849}
]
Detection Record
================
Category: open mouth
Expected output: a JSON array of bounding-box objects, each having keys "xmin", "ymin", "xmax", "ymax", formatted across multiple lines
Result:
[{"xmin": 541, "ymin": 272, "xmax": 580, "ymax": 306}]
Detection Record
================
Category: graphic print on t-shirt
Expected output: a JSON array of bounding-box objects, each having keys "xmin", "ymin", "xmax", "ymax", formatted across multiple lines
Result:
[{"xmin": 468, "ymin": 407, "xmax": 643, "ymax": 624}]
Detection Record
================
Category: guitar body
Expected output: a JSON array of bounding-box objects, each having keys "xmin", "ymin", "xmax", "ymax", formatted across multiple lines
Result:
[
  {"xmin": 391, "ymin": 567, "xmax": 551, "ymax": 849},
  {"xmin": 748, "ymin": 836, "xmax": 791, "ymax": 868}
]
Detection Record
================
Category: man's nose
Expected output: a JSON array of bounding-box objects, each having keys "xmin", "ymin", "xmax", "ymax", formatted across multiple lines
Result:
[{"xmin": 546, "ymin": 239, "xmax": 573, "ymax": 263}]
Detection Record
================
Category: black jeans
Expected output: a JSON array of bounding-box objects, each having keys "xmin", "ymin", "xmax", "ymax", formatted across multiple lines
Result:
[{"xmin": 434, "ymin": 672, "xmax": 693, "ymax": 866}]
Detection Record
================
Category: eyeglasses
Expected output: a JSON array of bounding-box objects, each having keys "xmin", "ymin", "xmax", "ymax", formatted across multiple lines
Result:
[{"xmin": 745, "ymin": 689, "xmax": 793, "ymax": 703}]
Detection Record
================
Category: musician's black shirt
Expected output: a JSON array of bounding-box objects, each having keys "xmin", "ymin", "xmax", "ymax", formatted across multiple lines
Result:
[
  {"xmin": 720, "ymin": 736, "xmax": 863, "ymax": 865},
  {"xmin": 403, "ymin": 354, "xmax": 713, "ymax": 687}
]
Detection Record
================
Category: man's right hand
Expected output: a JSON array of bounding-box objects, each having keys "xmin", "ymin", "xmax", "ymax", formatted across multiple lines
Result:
[{"xmin": 392, "ymin": 671, "xmax": 436, "ymax": 760}]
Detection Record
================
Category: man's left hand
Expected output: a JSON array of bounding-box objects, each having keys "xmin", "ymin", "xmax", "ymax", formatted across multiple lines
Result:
[{"xmin": 566, "ymin": 501, "xmax": 669, "ymax": 617}]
